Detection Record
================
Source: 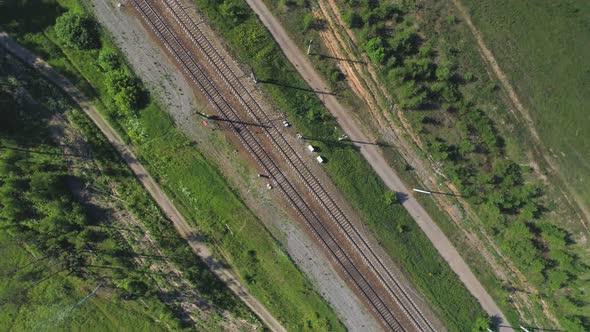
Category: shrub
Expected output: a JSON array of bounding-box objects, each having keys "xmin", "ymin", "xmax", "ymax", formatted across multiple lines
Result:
[
  {"xmin": 342, "ymin": 10, "xmax": 363, "ymax": 29},
  {"xmin": 98, "ymin": 48, "xmax": 121, "ymax": 71},
  {"xmin": 105, "ymin": 70, "xmax": 143, "ymax": 113},
  {"xmin": 364, "ymin": 37, "xmax": 386, "ymax": 63},
  {"xmin": 54, "ymin": 11, "xmax": 100, "ymax": 50}
]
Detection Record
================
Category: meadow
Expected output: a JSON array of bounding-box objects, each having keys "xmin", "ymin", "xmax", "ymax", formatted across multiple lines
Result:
[{"xmin": 461, "ymin": 0, "xmax": 590, "ymax": 213}]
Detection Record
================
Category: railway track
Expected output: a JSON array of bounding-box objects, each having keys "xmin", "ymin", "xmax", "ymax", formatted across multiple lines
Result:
[
  {"xmin": 130, "ymin": 1, "xmax": 435, "ymax": 330},
  {"xmin": 162, "ymin": 1, "xmax": 437, "ymax": 331}
]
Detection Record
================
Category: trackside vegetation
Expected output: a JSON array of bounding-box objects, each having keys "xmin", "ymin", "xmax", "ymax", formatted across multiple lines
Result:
[
  {"xmin": 192, "ymin": 0, "xmax": 493, "ymax": 330},
  {"xmin": 0, "ymin": 0, "xmax": 344, "ymax": 330},
  {"xmin": 258, "ymin": 0, "xmax": 589, "ymax": 330},
  {"xmin": 0, "ymin": 53, "xmax": 208, "ymax": 331}
]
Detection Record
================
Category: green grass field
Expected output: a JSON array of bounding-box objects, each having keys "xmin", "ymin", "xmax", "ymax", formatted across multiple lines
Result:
[
  {"xmin": 461, "ymin": 0, "xmax": 590, "ymax": 214},
  {"xmin": 0, "ymin": 0, "xmax": 344, "ymax": 330}
]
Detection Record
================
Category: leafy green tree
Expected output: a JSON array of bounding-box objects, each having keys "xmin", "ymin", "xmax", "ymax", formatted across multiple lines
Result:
[
  {"xmin": 105, "ymin": 70, "xmax": 143, "ymax": 113},
  {"xmin": 383, "ymin": 191, "xmax": 398, "ymax": 205},
  {"xmin": 342, "ymin": 10, "xmax": 363, "ymax": 29},
  {"xmin": 303, "ymin": 13, "xmax": 315, "ymax": 31},
  {"xmin": 546, "ymin": 269, "xmax": 569, "ymax": 291},
  {"xmin": 365, "ymin": 37, "xmax": 386, "ymax": 64},
  {"xmin": 398, "ymin": 81, "xmax": 426, "ymax": 109},
  {"xmin": 391, "ymin": 28, "xmax": 417, "ymax": 54},
  {"xmin": 435, "ymin": 63, "xmax": 451, "ymax": 81},
  {"xmin": 54, "ymin": 11, "xmax": 100, "ymax": 50},
  {"xmin": 501, "ymin": 222, "xmax": 545, "ymax": 280}
]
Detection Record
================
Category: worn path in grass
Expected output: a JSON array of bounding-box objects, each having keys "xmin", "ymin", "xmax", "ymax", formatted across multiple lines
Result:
[
  {"xmin": 450, "ymin": 0, "xmax": 590, "ymax": 227},
  {"xmin": 245, "ymin": 0, "xmax": 509, "ymax": 328},
  {"xmin": 0, "ymin": 31, "xmax": 285, "ymax": 332}
]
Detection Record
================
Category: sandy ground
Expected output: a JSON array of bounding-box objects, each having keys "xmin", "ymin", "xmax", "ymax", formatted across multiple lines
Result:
[{"xmin": 85, "ymin": 0, "xmax": 381, "ymax": 330}]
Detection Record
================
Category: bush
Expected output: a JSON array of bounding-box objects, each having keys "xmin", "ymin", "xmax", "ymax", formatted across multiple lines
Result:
[
  {"xmin": 343, "ymin": 10, "xmax": 363, "ymax": 29},
  {"xmin": 302, "ymin": 13, "xmax": 315, "ymax": 31},
  {"xmin": 104, "ymin": 70, "xmax": 143, "ymax": 113},
  {"xmin": 98, "ymin": 48, "xmax": 121, "ymax": 71},
  {"xmin": 364, "ymin": 37, "xmax": 386, "ymax": 63},
  {"xmin": 54, "ymin": 11, "xmax": 100, "ymax": 50}
]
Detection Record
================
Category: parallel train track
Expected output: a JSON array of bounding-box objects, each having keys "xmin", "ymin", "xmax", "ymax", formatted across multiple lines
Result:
[{"xmin": 130, "ymin": 0, "xmax": 435, "ymax": 330}]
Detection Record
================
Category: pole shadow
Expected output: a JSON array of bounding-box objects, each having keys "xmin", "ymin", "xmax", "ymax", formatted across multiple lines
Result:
[
  {"xmin": 258, "ymin": 78, "xmax": 338, "ymax": 96},
  {"xmin": 206, "ymin": 115, "xmax": 269, "ymax": 129},
  {"xmin": 311, "ymin": 52, "xmax": 366, "ymax": 64},
  {"xmin": 302, "ymin": 135, "xmax": 395, "ymax": 148}
]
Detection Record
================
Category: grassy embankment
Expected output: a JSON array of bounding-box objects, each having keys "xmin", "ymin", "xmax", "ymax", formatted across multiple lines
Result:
[
  {"xmin": 0, "ymin": 0, "xmax": 344, "ymax": 330},
  {"xmin": 194, "ymin": 0, "xmax": 491, "ymax": 331},
  {"xmin": 259, "ymin": 0, "xmax": 590, "ymax": 330}
]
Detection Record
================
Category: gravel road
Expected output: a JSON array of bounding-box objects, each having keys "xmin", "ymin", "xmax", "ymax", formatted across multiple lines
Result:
[{"xmin": 244, "ymin": 0, "xmax": 510, "ymax": 329}]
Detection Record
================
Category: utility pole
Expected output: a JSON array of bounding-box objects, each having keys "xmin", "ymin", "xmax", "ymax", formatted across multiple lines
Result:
[
  {"xmin": 307, "ymin": 39, "xmax": 313, "ymax": 55},
  {"xmin": 412, "ymin": 188, "xmax": 432, "ymax": 195},
  {"xmin": 74, "ymin": 284, "xmax": 103, "ymax": 308},
  {"xmin": 250, "ymin": 69, "xmax": 258, "ymax": 84}
]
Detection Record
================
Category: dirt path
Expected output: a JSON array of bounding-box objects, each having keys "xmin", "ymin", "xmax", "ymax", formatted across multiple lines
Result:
[
  {"xmin": 450, "ymin": 0, "xmax": 590, "ymax": 227},
  {"xmin": 245, "ymin": 0, "xmax": 510, "ymax": 328},
  {"xmin": 0, "ymin": 31, "xmax": 286, "ymax": 332}
]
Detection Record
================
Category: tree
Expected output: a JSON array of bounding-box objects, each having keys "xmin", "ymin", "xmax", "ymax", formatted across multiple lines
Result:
[
  {"xmin": 54, "ymin": 11, "xmax": 100, "ymax": 50},
  {"xmin": 105, "ymin": 70, "xmax": 143, "ymax": 113},
  {"xmin": 303, "ymin": 13, "xmax": 315, "ymax": 31},
  {"xmin": 343, "ymin": 10, "xmax": 363, "ymax": 29},
  {"xmin": 365, "ymin": 37, "xmax": 386, "ymax": 64},
  {"xmin": 398, "ymin": 81, "xmax": 426, "ymax": 109},
  {"xmin": 383, "ymin": 191, "xmax": 398, "ymax": 205},
  {"xmin": 391, "ymin": 28, "xmax": 417, "ymax": 55},
  {"xmin": 435, "ymin": 63, "xmax": 451, "ymax": 81}
]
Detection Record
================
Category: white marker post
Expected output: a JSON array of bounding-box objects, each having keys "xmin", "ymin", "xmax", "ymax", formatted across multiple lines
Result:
[
  {"xmin": 412, "ymin": 188, "xmax": 432, "ymax": 195},
  {"xmin": 307, "ymin": 40, "xmax": 313, "ymax": 55}
]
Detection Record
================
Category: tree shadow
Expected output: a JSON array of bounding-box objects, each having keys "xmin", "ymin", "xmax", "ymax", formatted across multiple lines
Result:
[
  {"xmin": 396, "ymin": 192, "xmax": 409, "ymax": 203},
  {"xmin": 0, "ymin": 1, "xmax": 64, "ymax": 35}
]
